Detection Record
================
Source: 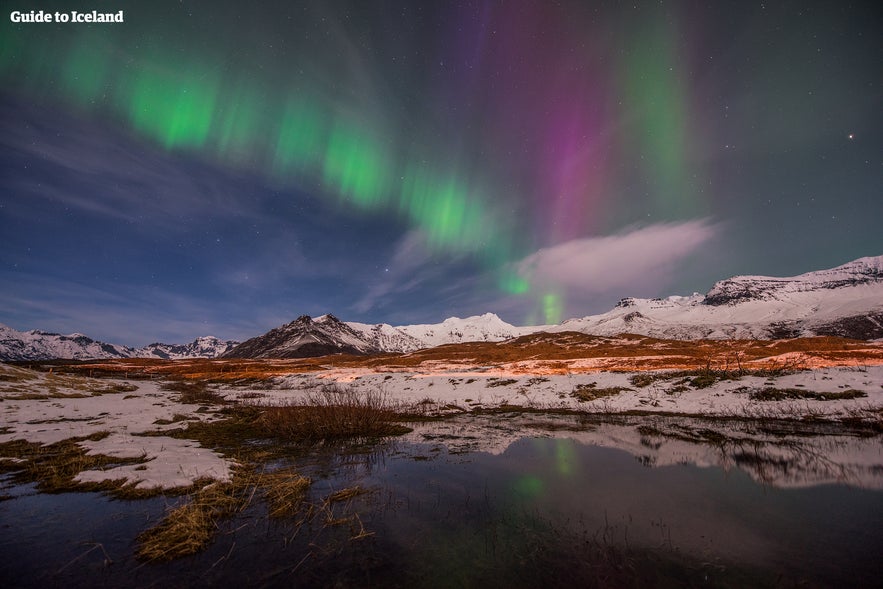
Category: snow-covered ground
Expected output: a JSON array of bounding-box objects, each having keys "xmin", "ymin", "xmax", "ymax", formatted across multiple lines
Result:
[
  {"xmin": 2, "ymin": 361, "xmax": 881, "ymax": 492},
  {"xmin": 236, "ymin": 363, "xmax": 883, "ymax": 420},
  {"xmin": 0, "ymin": 364, "xmax": 232, "ymax": 489}
]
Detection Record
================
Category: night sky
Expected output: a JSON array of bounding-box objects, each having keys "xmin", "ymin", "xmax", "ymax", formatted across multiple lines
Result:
[{"xmin": 1, "ymin": 0, "xmax": 881, "ymax": 346}]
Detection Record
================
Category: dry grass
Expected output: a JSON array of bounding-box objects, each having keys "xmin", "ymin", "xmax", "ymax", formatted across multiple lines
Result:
[
  {"xmin": 161, "ymin": 380, "xmax": 226, "ymax": 405},
  {"xmin": 136, "ymin": 465, "xmax": 315, "ymax": 561},
  {"xmin": 487, "ymin": 378, "xmax": 519, "ymax": 388},
  {"xmin": 38, "ymin": 334, "xmax": 883, "ymax": 385},
  {"xmin": 0, "ymin": 363, "xmax": 138, "ymax": 400},
  {"xmin": 327, "ymin": 486, "xmax": 368, "ymax": 503},
  {"xmin": 136, "ymin": 479, "xmax": 246, "ymax": 561},
  {"xmin": 629, "ymin": 362, "xmax": 804, "ymax": 390},
  {"xmin": 571, "ymin": 383, "xmax": 631, "ymax": 402},
  {"xmin": 748, "ymin": 388, "xmax": 868, "ymax": 402},
  {"xmin": 0, "ymin": 432, "xmax": 151, "ymax": 495},
  {"xmin": 259, "ymin": 384, "xmax": 411, "ymax": 441},
  {"xmin": 262, "ymin": 469, "xmax": 311, "ymax": 517},
  {"xmin": 137, "ymin": 498, "xmax": 217, "ymax": 560},
  {"xmin": 840, "ymin": 405, "xmax": 883, "ymax": 432}
]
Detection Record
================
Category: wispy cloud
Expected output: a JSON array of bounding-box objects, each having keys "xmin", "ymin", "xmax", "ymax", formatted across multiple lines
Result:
[
  {"xmin": 0, "ymin": 99, "xmax": 276, "ymax": 230},
  {"xmin": 515, "ymin": 220, "xmax": 717, "ymax": 295},
  {"xmin": 351, "ymin": 230, "xmax": 436, "ymax": 314}
]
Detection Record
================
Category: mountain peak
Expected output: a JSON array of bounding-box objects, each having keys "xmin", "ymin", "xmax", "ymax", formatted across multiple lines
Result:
[
  {"xmin": 704, "ymin": 254, "xmax": 883, "ymax": 307},
  {"xmin": 224, "ymin": 312, "xmax": 375, "ymax": 359},
  {"xmin": 314, "ymin": 313, "xmax": 342, "ymax": 324}
]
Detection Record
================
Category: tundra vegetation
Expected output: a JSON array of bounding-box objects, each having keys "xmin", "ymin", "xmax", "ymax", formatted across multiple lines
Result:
[{"xmin": 1, "ymin": 333, "xmax": 881, "ymax": 565}]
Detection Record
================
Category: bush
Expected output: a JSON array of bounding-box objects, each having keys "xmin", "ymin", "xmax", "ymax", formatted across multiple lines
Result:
[{"xmin": 259, "ymin": 384, "xmax": 411, "ymax": 441}]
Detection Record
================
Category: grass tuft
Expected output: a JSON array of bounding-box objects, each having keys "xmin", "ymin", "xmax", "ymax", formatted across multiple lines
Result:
[
  {"xmin": 571, "ymin": 384, "xmax": 631, "ymax": 402},
  {"xmin": 486, "ymin": 378, "xmax": 518, "ymax": 388},
  {"xmin": 137, "ymin": 500, "xmax": 215, "ymax": 561},
  {"xmin": 137, "ymin": 466, "xmax": 313, "ymax": 560},
  {"xmin": 259, "ymin": 384, "xmax": 411, "ymax": 441},
  {"xmin": 748, "ymin": 388, "xmax": 867, "ymax": 401},
  {"xmin": 327, "ymin": 486, "xmax": 368, "ymax": 503},
  {"xmin": 262, "ymin": 469, "xmax": 311, "ymax": 517}
]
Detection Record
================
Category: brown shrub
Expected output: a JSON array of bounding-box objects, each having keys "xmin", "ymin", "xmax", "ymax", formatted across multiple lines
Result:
[{"xmin": 259, "ymin": 384, "xmax": 411, "ymax": 441}]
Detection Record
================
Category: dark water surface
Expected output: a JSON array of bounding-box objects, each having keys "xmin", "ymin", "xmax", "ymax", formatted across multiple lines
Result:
[{"xmin": 2, "ymin": 422, "xmax": 882, "ymax": 588}]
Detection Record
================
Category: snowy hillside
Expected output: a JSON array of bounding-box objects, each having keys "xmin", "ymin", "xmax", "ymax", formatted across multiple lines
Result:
[
  {"xmin": 394, "ymin": 312, "xmax": 543, "ymax": 348},
  {"xmin": 0, "ymin": 324, "xmax": 237, "ymax": 361},
  {"xmin": 552, "ymin": 256, "xmax": 883, "ymax": 340},
  {"xmin": 139, "ymin": 336, "xmax": 239, "ymax": 360},
  {"xmin": 0, "ymin": 324, "xmax": 136, "ymax": 361},
  {"xmin": 344, "ymin": 320, "xmax": 425, "ymax": 353}
]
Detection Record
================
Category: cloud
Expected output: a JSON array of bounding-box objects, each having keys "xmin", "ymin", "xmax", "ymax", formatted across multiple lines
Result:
[
  {"xmin": 0, "ymin": 98, "xmax": 277, "ymax": 230},
  {"xmin": 351, "ymin": 230, "xmax": 436, "ymax": 314},
  {"xmin": 515, "ymin": 219, "xmax": 717, "ymax": 295}
]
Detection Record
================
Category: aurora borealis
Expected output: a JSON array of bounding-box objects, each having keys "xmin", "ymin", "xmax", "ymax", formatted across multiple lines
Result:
[{"xmin": 1, "ymin": 0, "xmax": 880, "ymax": 345}]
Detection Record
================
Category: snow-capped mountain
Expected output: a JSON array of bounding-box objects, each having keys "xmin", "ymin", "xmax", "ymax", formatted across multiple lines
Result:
[
  {"xmin": 139, "ymin": 336, "xmax": 239, "ymax": 360},
  {"xmin": 223, "ymin": 312, "xmax": 535, "ymax": 358},
  {"xmin": 223, "ymin": 314, "xmax": 382, "ymax": 358},
  {"xmin": 4, "ymin": 256, "xmax": 881, "ymax": 361},
  {"xmin": 0, "ymin": 324, "xmax": 238, "ymax": 361},
  {"xmin": 344, "ymin": 320, "xmax": 425, "ymax": 353},
  {"xmin": 551, "ymin": 256, "xmax": 883, "ymax": 340},
  {"xmin": 0, "ymin": 324, "xmax": 136, "ymax": 361},
  {"xmin": 394, "ymin": 312, "xmax": 542, "ymax": 348}
]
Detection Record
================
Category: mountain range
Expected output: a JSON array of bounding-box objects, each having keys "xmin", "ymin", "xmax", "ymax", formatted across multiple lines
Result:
[
  {"xmin": 0, "ymin": 327, "xmax": 238, "ymax": 361},
  {"xmin": 2, "ymin": 255, "xmax": 881, "ymax": 361},
  {"xmin": 223, "ymin": 312, "xmax": 540, "ymax": 359}
]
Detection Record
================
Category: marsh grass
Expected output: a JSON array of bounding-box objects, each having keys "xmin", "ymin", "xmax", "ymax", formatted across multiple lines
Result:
[
  {"xmin": 131, "ymin": 387, "xmax": 399, "ymax": 561},
  {"xmin": 262, "ymin": 469, "xmax": 311, "ymax": 517},
  {"xmin": 137, "ymin": 498, "xmax": 216, "ymax": 561},
  {"xmin": 327, "ymin": 486, "xmax": 368, "ymax": 503},
  {"xmin": 0, "ymin": 432, "xmax": 151, "ymax": 495},
  {"xmin": 259, "ymin": 385, "xmax": 411, "ymax": 441},
  {"xmin": 136, "ymin": 465, "xmax": 315, "ymax": 561},
  {"xmin": 136, "ymin": 477, "xmax": 247, "ymax": 561}
]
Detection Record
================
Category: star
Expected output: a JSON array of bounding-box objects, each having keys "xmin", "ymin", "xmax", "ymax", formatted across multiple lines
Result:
[{"xmin": 848, "ymin": 133, "xmax": 854, "ymax": 140}]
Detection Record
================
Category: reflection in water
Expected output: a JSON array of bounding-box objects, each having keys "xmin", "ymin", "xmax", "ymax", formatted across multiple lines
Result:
[
  {"xmin": 0, "ymin": 415, "xmax": 881, "ymax": 588},
  {"xmin": 402, "ymin": 413, "xmax": 883, "ymax": 488}
]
